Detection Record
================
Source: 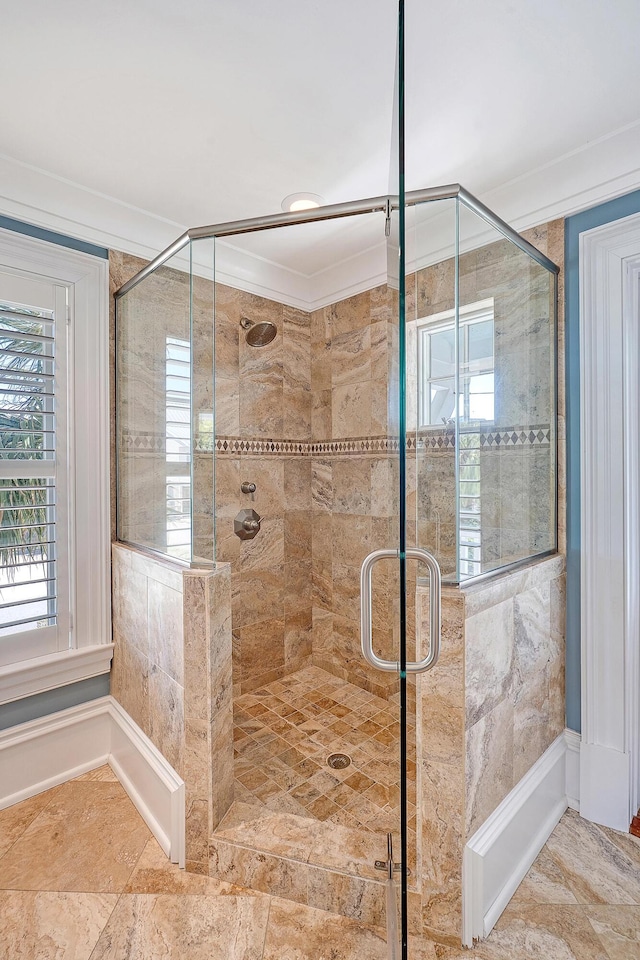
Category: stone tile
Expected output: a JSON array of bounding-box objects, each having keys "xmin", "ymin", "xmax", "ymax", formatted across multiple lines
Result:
[
  {"xmin": 466, "ymin": 697, "xmax": 514, "ymax": 837},
  {"xmin": 148, "ymin": 579, "xmax": 184, "ymax": 685},
  {"xmin": 468, "ymin": 903, "xmax": 610, "ymax": 960},
  {"xmin": 331, "ymin": 458, "xmax": 372, "ymax": 515},
  {"xmin": 215, "ymin": 802, "xmax": 318, "ymax": 863},
  {"xmin": 0, "ymin": 789, "xmax": 60, "ymax": 859},
  {"xmin": 585, "ymin": 905, "xmax": 640, "ymax": 960},
  {"xmin": 110, "ymin": 632, "xmax": 150, "ymax": 736},
  {"xmin": 72, "ymin": 765, "xmax": 119, "ymax": 783},
  {"xmin": 511, "ymin": 847, "xmax": 579, "ymax": 904},
  {"xmin": 0, "ymin": 781, "xmax": 151, "ymax": 893},
  {"xmin": 465, "ymin": 598, "xmax": 514, "ymax": 728},
  {"xmin": 89, "ymin": 893, "xmax": 270, "ymax": 960},
  {"xmin": 209, "ymin": 838, "xmax": 308, "ymax": 904},
  {"xmin": 112, "ymin": 547, "xmax": 149, "ymax": 657},
  {"xmin": 148, "ymin": 663, "xmax": 184, "ymax": 774},
  {"xmin": 306, "ymin": 865, "xmax": 386, "ymax": 926},
  {"xmin": 544, "ymin": 809, "xmax": 640, "ymax": 904},
  {"xmin": 332, "ymin": 381, "xmax": 372, "ymax": 439},
  {"xmin": 0, "ymin": 890, "xmax": 118, "ymax": 960},
  {"xmin": 262, "ymin": 897, "xmax": 389, "ymax": 960},
  {"xmin": 125, "ymin": 837, "xmax": 255, "ymax": 896}
]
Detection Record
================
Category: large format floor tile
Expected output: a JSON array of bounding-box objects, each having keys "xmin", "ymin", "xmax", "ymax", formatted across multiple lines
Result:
[
  {"xmin": 0, "ymin": 780, "xmax": 151, "ymax": 893},
  {"xmin": 3, "ymin": 769, "xmax": 640, "ymax": 959},
  {"xmin": 0, "ymin": 789, "xmax": 60, "ymax": 860},
  {"xmin": 0, "ymin": 890, "xmax": 117, "ymax": 960},
  {"xmin": 89, "ymin": 893, "xmax": 271, "ymax": 960},
  {"xmin": 544, "ymin": 808, "xmax": 640, "ymax": 904},
  {"xmin": 585, "ymin": 905, "xmax": 640, "ymax": 960}
]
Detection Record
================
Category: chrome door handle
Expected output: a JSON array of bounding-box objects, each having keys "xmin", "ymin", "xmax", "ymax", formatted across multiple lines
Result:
[{"xmin": 360, "ymin": 547, "xmax": 441, "ymax": 674}]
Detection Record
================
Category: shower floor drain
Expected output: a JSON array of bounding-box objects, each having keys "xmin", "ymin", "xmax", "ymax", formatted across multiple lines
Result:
[{"xmin": 327, "ymin": 753, "xmax": 351, "ymax": 770}]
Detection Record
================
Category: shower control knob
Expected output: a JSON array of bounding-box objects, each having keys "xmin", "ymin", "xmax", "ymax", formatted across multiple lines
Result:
[
  {"xmin": 241, "ymin": 481, "xmax": 256, "ymax": 494},
  {"xmin": 234, "ymin": 508, "xmax": 263, "ymax": 540}
]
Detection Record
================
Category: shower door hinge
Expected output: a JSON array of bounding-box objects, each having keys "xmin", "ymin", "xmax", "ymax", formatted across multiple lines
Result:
[
  {"xmin": 375, "ymin": 833, "xmax": 411, "ymax": 878},
  {"xmin": 384, "ymin": 198, "xmax": 391, "ymax": 238}
]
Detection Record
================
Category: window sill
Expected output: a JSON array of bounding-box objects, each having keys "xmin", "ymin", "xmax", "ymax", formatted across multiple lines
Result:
[{"xmin": 0, "ymin": 645, "xmax": 114, "ymax": 707}]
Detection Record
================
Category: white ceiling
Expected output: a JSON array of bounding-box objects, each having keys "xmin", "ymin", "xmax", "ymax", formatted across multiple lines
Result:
[{"xmin": 1, "ymin": 0, "xmax": 640, "ymax": 305}]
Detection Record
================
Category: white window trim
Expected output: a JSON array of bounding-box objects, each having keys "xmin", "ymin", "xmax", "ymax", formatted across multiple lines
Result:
[
  {"xmin": 0, "ymin": 229, "xmax": 112, "ymax": 705},
  {"xmin": 579, "ymin": 212, "xmax": 640, "ymax": 831},
  {"xmin": 417, "ymin": 297, "xmax": 494, "ymax": 429}
]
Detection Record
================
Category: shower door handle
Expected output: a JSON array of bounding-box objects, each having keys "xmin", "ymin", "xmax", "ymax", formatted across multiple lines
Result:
[{"xmin": 360, "ymin": 547, "xmax": 441, "ymax": 674}]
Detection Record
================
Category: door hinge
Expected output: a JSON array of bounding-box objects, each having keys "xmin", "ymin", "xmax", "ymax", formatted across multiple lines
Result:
[{"xmin": 385, "ymin": 198, "xmax": 392, "ymax": 238}]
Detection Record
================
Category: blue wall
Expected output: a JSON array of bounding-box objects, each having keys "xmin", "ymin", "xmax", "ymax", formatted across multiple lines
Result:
[
  {"xmin": 0, "ymin": 214, "xmax": 108, "ymax": 259},
  {"xmin": 565, "ymin": 188, "xmax": 640, "ymax": 732},
  {"xmin": 0, "ymin": 675, "xmax": 110, "ymax": 731},
  {"xmin": 0, "ymin": 215, "xmax": 110, "ymax": 731}
]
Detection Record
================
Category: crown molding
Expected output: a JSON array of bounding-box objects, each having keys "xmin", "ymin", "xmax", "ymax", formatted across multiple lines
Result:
[{"xmin": 1, "ymin": 121, "xmax": 640, "ymax": 308}]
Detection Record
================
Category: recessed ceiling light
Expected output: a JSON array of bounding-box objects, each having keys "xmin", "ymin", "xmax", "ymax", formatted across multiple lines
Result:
[{"xmin": 281, "ymin": 192, "xmax": 324, "ymax": 213}]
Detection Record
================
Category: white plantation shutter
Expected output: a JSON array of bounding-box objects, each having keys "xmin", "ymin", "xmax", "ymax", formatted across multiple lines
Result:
[{"xmin": 0, "ymin": 271, "xmax": 70, "ymax": 666}]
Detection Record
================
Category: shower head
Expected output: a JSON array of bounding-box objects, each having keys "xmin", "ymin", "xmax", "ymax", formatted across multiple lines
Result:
[{"xmin": 240, "ymin": 317, "xmax": 277, "ymax": 347}]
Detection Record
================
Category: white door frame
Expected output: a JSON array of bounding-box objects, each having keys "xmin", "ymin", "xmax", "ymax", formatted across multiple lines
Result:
[{"xmin": 580, "ymin": 211, "xmax": 640, "ymax": 830}]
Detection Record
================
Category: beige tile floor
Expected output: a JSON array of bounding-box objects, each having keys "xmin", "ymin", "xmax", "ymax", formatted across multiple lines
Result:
[
  {"xmin": 1, "ymin": 766, "xmax": 640, "ymax": 958},
  {"xmin": 233, "ymin": 665, "xmax": 417, "ymax": 836}
]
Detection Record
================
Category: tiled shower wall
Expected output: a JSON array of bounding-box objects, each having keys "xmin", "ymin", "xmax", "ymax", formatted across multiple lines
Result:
[
  {"xmin": 212, "ymin": 287, "xmax": 314, "ymax": 694},
  {"xmin": 309, "ymin": 285, "xmax": 404, "ymax": 699},
  {"xmin": 110, "ymin": 217, "xmax": 565, "ymax": 702}
]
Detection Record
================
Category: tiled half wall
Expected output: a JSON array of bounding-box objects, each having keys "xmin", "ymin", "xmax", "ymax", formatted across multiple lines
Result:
[
  {"xmin": 417, "ymin": 553, "xmax": 566, "ymax": 941},
  {"xmin": 110, "ymin": 543, "xmax": 234, "ymax": 871}
]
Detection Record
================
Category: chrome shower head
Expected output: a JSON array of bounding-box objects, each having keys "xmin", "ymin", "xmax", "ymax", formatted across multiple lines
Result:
[{"xmin": 240, "ymin": 318, "xmax": 277, "ymax": 347}]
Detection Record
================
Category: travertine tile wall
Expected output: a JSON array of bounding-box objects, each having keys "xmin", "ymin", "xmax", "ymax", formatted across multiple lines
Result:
[
  {"xmin": 309, "ymin": 285, "xmax": 407, "ymax": 699},
  {"xmin": 212, "ymin": 286, "xmax": 313, "ymax": 694},
  {"xmin": 463, "ymin": 554, "xmax": 566, "ymax": 837},
  {"xmin": 110, "ymin": 543, "xmax": 234, "ymax": 870},
  {"xmin": 416, "ymin": 553, "xmax": 566, "ymax": 942}
]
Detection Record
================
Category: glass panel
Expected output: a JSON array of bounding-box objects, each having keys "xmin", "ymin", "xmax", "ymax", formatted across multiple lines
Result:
[
  {"xmin": 116, "ymin": 250, "xmax": 193, "ymax": 562},
  {"xmin": 467, "ymin": 319, "xmax": 493, "ymax": 366},
  {"xmin": 457, "ymin": 198, "xmax": 557, "ymax": 579},
  {"xmin": 406, "ymin": 197, "xmax": 458, "ymax": 585},
  {"xmin": 190, "ymin": 238, "xmax": 216, "ymax": 566},
  {"xmin": 430, "ymin": 328, "xmax": 456, "ymax": 378}
]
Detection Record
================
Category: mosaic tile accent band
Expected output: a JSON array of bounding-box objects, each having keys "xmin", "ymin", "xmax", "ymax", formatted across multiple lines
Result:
[
  {"xmin": 121, "ymin": 425, "xmax": 552, "ymax": 457},
  {"xmin": 478, "ymin": 425, "xmax": 552, "ymax": 447}
]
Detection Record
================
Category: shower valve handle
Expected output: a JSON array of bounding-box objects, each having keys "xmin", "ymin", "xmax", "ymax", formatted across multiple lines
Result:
[
  {"xmin": 241, "ymin": 481, "xmax": 256, "ymax": 495},
  {"xmin": 234, "ymin": 508, "xmax": 264, "ymax": 540}
]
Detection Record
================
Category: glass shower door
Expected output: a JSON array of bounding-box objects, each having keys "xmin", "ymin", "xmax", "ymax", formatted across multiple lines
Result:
[{"xmin": 358, "ymin": 3, "xmax": 442, "ymax": 956}]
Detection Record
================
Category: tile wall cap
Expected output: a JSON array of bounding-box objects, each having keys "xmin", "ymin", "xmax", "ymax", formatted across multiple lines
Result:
[
  {"xmin": 112, "ymin": 541, "xmax": 187, "ymax": 577},
  {"xmin": 459, "ymin": 554, "xmax": 566, "ymax": 619},
  {"xmin": 182, "ymin": 561, "xmax": 231, "ymax": 580}
]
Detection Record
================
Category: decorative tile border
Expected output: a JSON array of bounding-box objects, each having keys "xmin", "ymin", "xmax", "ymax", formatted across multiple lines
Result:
[
  {"xmin": 120, "ymin": 433, "xmax": 166, "ymax": 453},
  {"xmin": 121, "ymin": 425, "xmax": 552, "ymax": 459},
  {"xmin": 213, "ymin": 437, "xmax": 310, "ymax": 457},
  {"xmin": 479, "ymin": 425, "xmax": 552, "ymax": 448},
  {"xmin": 312, "ymin": 437, "xmax": 403, "ymax": 456}
]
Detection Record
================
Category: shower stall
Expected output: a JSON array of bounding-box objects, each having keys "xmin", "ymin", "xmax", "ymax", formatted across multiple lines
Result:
[{"xmin": 112, "ymin": 185, "xmax": 562, "ymax": 950}]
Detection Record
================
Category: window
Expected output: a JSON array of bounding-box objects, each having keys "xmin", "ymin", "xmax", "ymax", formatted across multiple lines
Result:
[
  {"xmin": 0, "ymin": 233, "xmax": 110, "ymax": 700},
  {"xmin": 0, "ymin": 275, "xmax": 69, "ymax": 665},
  {"xmin": 418, "ymin": 301, "xmax": 494, "ymax": 428},
  {"xmin": 165, "ymin": 337, "xmax": 191, "ymax": 561},
  {"xmin": 418, "ymin": 300, "xmax": 494, "ymax": 579}
]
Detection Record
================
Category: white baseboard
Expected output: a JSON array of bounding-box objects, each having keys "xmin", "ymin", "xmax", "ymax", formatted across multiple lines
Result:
[
  {"xmin": 463, "ymin": 729, "xmax": 581, "ymax": 947},
  {"xmin": 0, "ymin": 695, "xmax": 185, "ymax": 867}
]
